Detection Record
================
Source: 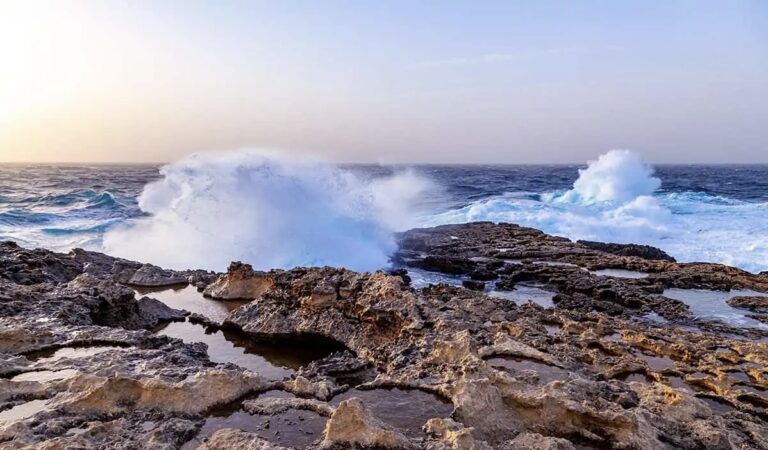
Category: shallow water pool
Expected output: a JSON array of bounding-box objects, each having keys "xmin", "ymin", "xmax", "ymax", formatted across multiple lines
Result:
[
  {"xmin": 329, "ymin": 387, "xmax": 453, "ymax": 438},
  {"xmin": 406, "ymin": 268, "xmax": 464, "ymax": 288},
  {"xmin": 180, "ymin": 393, "xmax": 326, "ymax": 450},
  {"xmin": 488, "ymin": 283, "xmax": 556, "ymax": 308},
  {"xmin": 590, "ymin": 269, "xmax": 649, "ymax": 279},
  {"xmin": 135, "ymin": 285, "xmax": 246, "ymax": 323},
  {"xmin": 662, "ymin": 288, "xmax": 768, "ymax": 329},
  {"xmin": 154, "ymin": 320, "xmax": 344, "ymax": 381}
]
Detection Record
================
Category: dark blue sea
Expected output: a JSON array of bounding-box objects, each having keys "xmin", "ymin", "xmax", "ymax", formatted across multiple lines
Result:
[{"xmin": 1, "ymin": 151, "xmax": 767, "ymax": 272}]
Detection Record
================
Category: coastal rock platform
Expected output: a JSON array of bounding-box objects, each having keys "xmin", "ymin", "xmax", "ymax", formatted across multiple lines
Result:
[{"xmin": 2, "ymin": 223, "xmax": 768, "ymax": 449}]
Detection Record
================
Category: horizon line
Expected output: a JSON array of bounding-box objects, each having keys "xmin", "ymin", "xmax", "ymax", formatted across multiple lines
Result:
[{"xmin": 2, "ymin": 160, "xmax": 768, "ymax": 167}]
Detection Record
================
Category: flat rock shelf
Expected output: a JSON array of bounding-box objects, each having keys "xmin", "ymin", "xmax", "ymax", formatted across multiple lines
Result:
[{"xmin": 2, "ymin": 222, "xmax": 768, "ymax": 449}]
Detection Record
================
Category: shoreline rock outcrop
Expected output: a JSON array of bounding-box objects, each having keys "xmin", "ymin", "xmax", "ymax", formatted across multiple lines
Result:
[{"xmin": 2, "ymin": 222, "xmax": 768, "ymax": 449}]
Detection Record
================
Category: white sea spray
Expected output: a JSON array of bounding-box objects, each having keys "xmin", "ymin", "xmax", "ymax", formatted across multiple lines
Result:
[{"xmin": 103, "ymin": 150, "xmax": 433, "ymax": 271}]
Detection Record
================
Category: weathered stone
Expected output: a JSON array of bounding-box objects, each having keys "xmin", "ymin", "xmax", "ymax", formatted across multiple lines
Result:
[
  {"xmin": 577, "ymin": 240, "xmax": 675, "ymax": 262},
  {"xmin": 203, "ymin": 262, "xmax": 274, "ymax": 299},
  {"xmin": 462, "ymin": 280, "xmax": 485, "ymax": 291},
  {"xmin": 726, "ymin": 296, "xmax": 768, "ymax": 311},
  {"xmin": 501, "ymin": 432, "xmax": 576, "ymax": 450},
  {"xmin": 112, "ymin": 261, "xmax": 188, "ymax": 287},
  {"xmin": 424, "ymin": 418, "xmax": 493, "ymax": 450},
  {"xmin": 198, "ymin": 429, "xmax": 290, "ymax": 450},
  {"xmin": 322, "ymin": 398, "xmax": 413, "ymax": 449},
  {"xmin": 397, "ymin": 223, "xmax": 768, "ymax": 328},
  {"xmin": 3, "ymin": 223, "xmax": 768, "ymax": 449}
]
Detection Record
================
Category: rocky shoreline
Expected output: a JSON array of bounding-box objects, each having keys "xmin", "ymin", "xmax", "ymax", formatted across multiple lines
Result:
[{"xmin": 2, "ymin": 222, "xmax": 768, "ymax": 449}]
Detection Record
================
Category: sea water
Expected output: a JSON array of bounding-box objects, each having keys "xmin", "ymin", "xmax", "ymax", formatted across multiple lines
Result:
[{"xmin": 1, "ymin": 150, "xmax": 767, "ymax": 273}]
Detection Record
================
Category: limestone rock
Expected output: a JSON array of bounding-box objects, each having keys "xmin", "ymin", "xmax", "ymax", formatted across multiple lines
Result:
[
  {"xmin": 111, "ymin": 261, "xmax": 188, "ymax": 287},
  {"xmin": 424, "ymin": 418, "xmax": 493, "ymax": 450},
  {"xmin": 66, "ymin": 369, "xmax": 268, "ymax": 414},
  {"xmin": 283, "ymin": 375, "xmax": 337, "ymax": 401},
  {"xmin": 243, "ymin": 396, "xmax": 334, "ymax": 417},
  {"xmin": 322, "ymin": 398, "xmax": 413, "ymax": 449},
  {"xmin": 501, "ymin": 432, "xmax": 576, "ymax": 450},
  {"xmin": 3, "ymin": 225, "xmax": 768, "ymax": 449},
  {"xmin": 577, "ymin": 240, "xmax": 675, "ymax": 262},
  {"xmin": 726, "ymin": 295, "xmax": 768, "ymax": 311},
  {"xmin": 198, "ymin": 429, "xmax": 290, "ymax": 450},
  {"xmin": 203, "ymin": 262, "xmax": 274, "ymax": 299}
]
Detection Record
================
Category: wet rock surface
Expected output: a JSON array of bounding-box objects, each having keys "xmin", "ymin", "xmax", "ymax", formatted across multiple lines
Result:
[
  {"xmin": 576, "ymin": 240, "xmax": 677, "ymax": 262},
  {"xmin": 396, "ymin": 222, "xmax": 768, "ymax": 331},
  {"xmin": 2, "ymin": 222, "xmax": 768, "ymax": 449},
  {"xmin": 728, "ymin": 296, "xmax": 768, "ymax": 312}
]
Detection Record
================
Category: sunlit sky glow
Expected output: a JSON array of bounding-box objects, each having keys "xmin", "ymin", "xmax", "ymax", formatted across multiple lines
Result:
[{"xmin": 1, "ymin": 0, "xmax": 766, "ymax": 163}]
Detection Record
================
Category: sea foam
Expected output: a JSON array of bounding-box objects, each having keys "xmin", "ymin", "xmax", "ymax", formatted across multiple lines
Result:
[
  {"xmin": 555, "ymin": 149, "xmax": 661, "ymax": 204},
  {"xmin": 426, "ymin": 150, "xmax": 768, "ymax": 273},
  {"xmin": 103, "ymin": 151, "xmax": 432, "ymax": 271}
]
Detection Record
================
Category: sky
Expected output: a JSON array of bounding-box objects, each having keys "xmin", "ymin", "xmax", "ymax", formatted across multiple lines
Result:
[{"xmin": 0, "ymin": 0, "xmax": 766, "ymax": 164}]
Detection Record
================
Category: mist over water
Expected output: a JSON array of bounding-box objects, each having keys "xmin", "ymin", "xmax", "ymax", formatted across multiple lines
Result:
[{"xmin": 1, "ymin": 150, "xmax": 767, "ymax": 273}]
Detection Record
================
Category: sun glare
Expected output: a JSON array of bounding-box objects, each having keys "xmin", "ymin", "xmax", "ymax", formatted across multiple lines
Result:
[{"xmin": 0, "ymin": 1, "xmax": 93, "ymax": 121}]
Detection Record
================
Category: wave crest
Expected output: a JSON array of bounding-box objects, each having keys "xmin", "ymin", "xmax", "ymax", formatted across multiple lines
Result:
[
  {"xmin": 424, "ymin": 150, "xmax": 768, "ymax": 273},
  {"xmin": 103, "ymin": 150, "xmax": 433, "ymax": 271},
  {"xmin": 554, "ymin": 149, "xmax": 661, "ymax": 204}
]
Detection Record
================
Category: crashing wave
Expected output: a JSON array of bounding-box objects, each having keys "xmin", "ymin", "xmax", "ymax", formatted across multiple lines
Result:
[
  {"xmin": 103, "ymin": 150, "xmax": 433, "ymax": 271},
  {"xmin": 425, "ymin": 150, "xmax": 768, "ymax": 273},
  {"xmin": 552, "ymin": 149, "xmax": 661, "ymax": 204}
]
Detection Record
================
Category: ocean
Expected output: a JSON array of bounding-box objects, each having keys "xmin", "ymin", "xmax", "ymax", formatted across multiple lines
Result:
[{"xmin": 1, "ymin": 150, "xmax": 767, "ymax": 273}]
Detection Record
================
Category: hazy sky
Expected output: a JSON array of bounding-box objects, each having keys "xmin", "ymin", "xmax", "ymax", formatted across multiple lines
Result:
[{"xmin": 1, "ymin": 0, "xmax": 766, "ymax": 164}]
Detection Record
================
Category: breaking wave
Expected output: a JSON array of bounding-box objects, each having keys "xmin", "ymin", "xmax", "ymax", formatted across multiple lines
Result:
[
  {"xmin": 425, "ymin": 150, "xmax": 768, "ymax": 273},
  {"xmin": 2, "ymin": 149, "xmax": 767, "ymax": 273},
  {"xmin": 553, "ymin": 149, "xmax": 661, "ymax": 204},
  {"xmin": 103, "ymin": 151, "xmax": 433, "ymax": 271}
]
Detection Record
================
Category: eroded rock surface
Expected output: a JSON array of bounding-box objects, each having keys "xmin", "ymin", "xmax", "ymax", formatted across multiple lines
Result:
[
  {"xmin": 728, "ymin": 296, "xmax": 768, "ymax": 311},
  {"xmin": 203, "ymin": 262, "xmax": 274, "ymax": 300},
  {"xmin": 2, "ymin": 222, "xmax": 768, "ymax": 449},
  {"xmin": 322, "ymin": 398, "xmax": 412, "ymax": 449},
  {"xmin": 397, "ymin": 223, "xmax": 768, "ymax": 332},
  {"xmin": 576, "ymin": 240, "xmax": 676, "ymax": 262}
]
